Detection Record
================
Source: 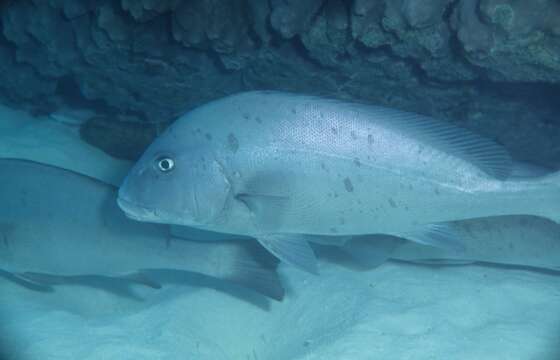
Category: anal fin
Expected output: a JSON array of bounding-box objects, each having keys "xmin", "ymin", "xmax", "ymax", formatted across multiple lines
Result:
[
  {"xmin": 398, "ymin": 223, "xmax": 465, "ymax": 252},
  {"xmin": 256, "ymin": 234, "xmax": 319, "ymax": 275}
]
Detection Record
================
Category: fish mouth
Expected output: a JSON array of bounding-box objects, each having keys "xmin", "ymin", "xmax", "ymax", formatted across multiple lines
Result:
[
  {"xmin": 116, "ymin": 196, "xmax": 194, "ymax": 226},
  {"xmin": 116, "ymin": 196, "xmax": 162, "ymax": 223}
]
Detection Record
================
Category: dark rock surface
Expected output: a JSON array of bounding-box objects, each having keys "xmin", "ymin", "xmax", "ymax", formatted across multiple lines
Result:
[
  {"xmin": 0, "ymin": 0, "xmax": 559, "ymax": 164},
  {"xmin": 79, "ymin": 115, "xmax": 161, "ymax": 160}
]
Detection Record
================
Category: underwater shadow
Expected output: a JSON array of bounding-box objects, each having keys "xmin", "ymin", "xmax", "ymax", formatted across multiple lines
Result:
[
  {"xmin": 0, "ymin": 270, "xmax": 275, "ymax": 311},
  {"xmin": 144, "ymin": 269, "xmax": 275, "ymax": 311},
  {"xmin": 389, "ymin": 259, "xmax": 560, "ymax": 277}
]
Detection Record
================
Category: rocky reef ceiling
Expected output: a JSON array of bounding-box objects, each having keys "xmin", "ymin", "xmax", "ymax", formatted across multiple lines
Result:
[{"xmin": 1, "ymin": 0, "xmax": 560, "ymax": 164}]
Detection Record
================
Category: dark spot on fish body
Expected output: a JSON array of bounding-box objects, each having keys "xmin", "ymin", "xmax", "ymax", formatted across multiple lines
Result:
[
  {"xmin": 255, "ymin": 116, "xmax": 263, "ymax": 124},
  {"xmin": 329, "ymin": 227, "xmax": 338, "ymax": 234},
  {"xmin": 2, "ymin": 233, "xmax": 8, "ymax": 249},
  {"xmin": 205, "ymin": 133, "xmax": 212, "ymax": 141},
  {"xmin": 331, "ymin": 127, "xmax": 338, "ymax": 135},
  {"xmin": 291, "ymin": 108, "xmax": 297, "ymax": 114},
  {"xmin": 353, "ymin": 158, "xmax": 361, "ymax": 167},
  {"xmin": 320, "ymin": 162, "xmax": 328, "ymax": 172},
  {"xmin": 434, "ymin": 187, "xmax": 440, "ymax": 195},
  {"xmin": 228, "ymin": 133, "xmax": 239, "ymax": 153},
  {"xmin": 368, "ymin": 134, "xmax": 374, "ymax": 145},
  {"xmin": 388, "ymin": 198, "xmax": 397, "ymax": 208},
  {"xmin": 165, "ymin": 236, "xmax": 173, "ymax": 250},
  {"xmin": 333, "ymin": 192, "xmax": 339, "ymax": 198},
  {"xmin": 343, "ymin": 177, "xmax": 354, "ymax": 192},
  {"xmin": 19, "ymin": 189, "xmax": 29, "ymax": 206},
  {"xmin": 243, "ymin": 113, "xmax": 250, "ymax": 120},
  {"xmin": 0, "ymin": 223, "xmax": 15, "ymax": 249},
  {"xmin": 339, "ymin": 217, "xmax": 346, "ymax": 225}
]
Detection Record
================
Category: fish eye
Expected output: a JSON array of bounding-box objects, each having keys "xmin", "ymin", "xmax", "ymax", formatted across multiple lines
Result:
[{"xmin": 156, "ymin": 157, "xmax": 175, "ymax": 172}]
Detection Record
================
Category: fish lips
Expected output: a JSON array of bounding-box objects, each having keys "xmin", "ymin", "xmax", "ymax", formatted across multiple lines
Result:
[
  {"xmin": 116, "ymin": 196, "xmax": 164, "ymax": 223},
  {"xmin": 116, "ymin": 196, "xmax": 199, "ymax": 227}
]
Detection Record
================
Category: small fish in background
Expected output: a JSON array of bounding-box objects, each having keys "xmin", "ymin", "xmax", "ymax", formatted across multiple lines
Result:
[
  {"xmin": 0, "ymin": 105, "xmax": 131, "ymax": 187},
  {"xmin": 388, "ymin": 215, "xmax": 560, "ymax": 271},
  {"xmin": 320, "ymin": 216, "xmax": 560, "ymax": 273},
  {"xmin": 0, "ymin": 159, "xmax": 283, "ymax": 301},
  {"xmin": 117, "ymin": 91, "xmax": 560, "ymax": 274}
]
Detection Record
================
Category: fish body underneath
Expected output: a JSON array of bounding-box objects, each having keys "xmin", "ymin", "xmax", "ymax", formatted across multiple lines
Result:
[
  {"xmin": 0, "ymin": 159, "xmax": 283, "ymax": 300},
  {"xmin": 171, "ymin": 214, "xmax": 560, "ymax": 274}
]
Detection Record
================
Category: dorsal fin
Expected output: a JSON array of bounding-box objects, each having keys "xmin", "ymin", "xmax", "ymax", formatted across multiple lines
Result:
[
  {"xmin": 358, "ymin": 106, "xmax": 513, "ymax": 180},
  {"xmin": 252, "ymin": 91, "xmax": 513, "ymax": 180}
]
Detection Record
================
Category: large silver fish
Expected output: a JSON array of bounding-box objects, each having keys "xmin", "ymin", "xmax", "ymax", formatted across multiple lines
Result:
[
  {"xmin": 0, "ymin": 159, "xmax": 283, "ymax": 300},
  {"xmin": 336, "ymin": 163, "xmax": 560, "ymax": 270},
  {"xmin": 117, "ymin": 91, "xmax": 560, "ymax": 273}
]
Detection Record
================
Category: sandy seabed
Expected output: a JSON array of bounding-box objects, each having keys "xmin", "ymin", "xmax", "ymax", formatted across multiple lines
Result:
[{"xmin": 1, "ymin": 261, "xmax": 559, "ymax": 360}]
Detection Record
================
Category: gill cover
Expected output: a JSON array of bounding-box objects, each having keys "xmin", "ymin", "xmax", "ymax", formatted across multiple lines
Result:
[{"xmin": 190, "ymin": 159, "xmax": 232, "ymax": 224}]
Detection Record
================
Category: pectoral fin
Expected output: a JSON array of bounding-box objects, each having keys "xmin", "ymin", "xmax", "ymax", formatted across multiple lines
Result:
[
  {"xmin": 256, "ymin": 234, "xmax": 319, "ymax": 275},
  {"xmin": 234, "ymin": 170, "xmax": 300, "ymax": 231},
  {"xmin": 235, "ymin": 193, "xmax": 291, "ymax": 231}
]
